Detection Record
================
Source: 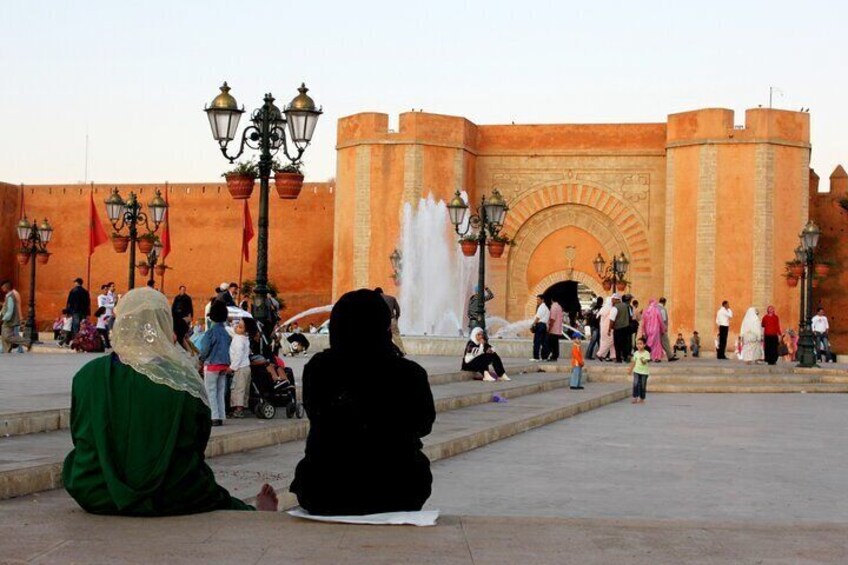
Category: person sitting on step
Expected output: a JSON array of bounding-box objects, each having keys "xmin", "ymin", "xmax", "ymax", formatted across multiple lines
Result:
[
  {"xmin": 462, "ymin": 327, "xmax": 510, "ymax": 382},
  {"xmin": 673, "ymin": 333, "xmax": 688, "ymax": 357}
]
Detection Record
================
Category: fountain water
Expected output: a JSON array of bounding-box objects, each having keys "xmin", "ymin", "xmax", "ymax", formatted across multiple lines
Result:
[
  {"xmin": 280, "ymin": 304, "xmax": 334, "ymax": 328},
  {"xmin": 398, "ymin": 193, "xmax": 476, "ymax": 335}
]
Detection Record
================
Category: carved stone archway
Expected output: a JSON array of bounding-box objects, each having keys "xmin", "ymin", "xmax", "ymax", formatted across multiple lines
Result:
[{"xmin": 525, "ymin": 270, "xmax": 605, "ymax": 319}]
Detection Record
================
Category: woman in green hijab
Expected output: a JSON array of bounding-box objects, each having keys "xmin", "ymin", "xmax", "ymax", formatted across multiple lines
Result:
[{"xmin": 62, "ymin": 287, "xmax": 278, "ymax": 516}]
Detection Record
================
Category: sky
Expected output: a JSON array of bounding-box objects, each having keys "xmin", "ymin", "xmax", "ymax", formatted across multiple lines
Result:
[{"xmin": 2, "ymin": 0, "xmax": 846, "ymax": 188}]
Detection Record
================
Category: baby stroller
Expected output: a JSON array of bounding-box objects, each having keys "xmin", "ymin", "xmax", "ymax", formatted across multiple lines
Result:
[
  {"xmin": 248, "ymin": 324, "xmax": 305, "ymax": 420},
  {"xmin": 248, "ymin": 363, "xmax": 304, "ymax": 419}
]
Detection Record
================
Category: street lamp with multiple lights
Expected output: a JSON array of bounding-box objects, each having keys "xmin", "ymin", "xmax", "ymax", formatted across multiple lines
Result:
[
  {"xmin": 446, "ymin": 189, "xmax": 509, "ymax": 331},
  {"xmin": 15, "ymin": 216, "xmax": 54, "ymax": 343},
  {"xmin": 794, "ymin": 220, "xmax": 821, "ymax": 368},
  {"xmin": 204, "ymin": 82, "xmax": 321, "ymax": 333},
  {"xmin": 104, "ymin": 188, "xmax": 168, "ymax": 290},
  {"xmin": 592, "ymin": 252, "xmax": 630, "ymax": 290}
]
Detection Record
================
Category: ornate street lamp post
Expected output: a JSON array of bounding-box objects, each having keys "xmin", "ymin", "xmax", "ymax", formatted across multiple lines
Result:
[
  {"xmin": 138, "ymin": 238, "xmax": 165, "ymax": 286},
  {"xmin": 105, "ymin": 188, "xmax": 168, "ymax": 290},
  {"xmin": 796, "ymin": 220, "xmax": 821, "ymax": 368},
  {"xmin": 16, "ymin": 216, "xmax": 54, "ymax": 343},
  {"xmin": 446, "ymin": 189, "xmax": 509, "ymax": 331},
  {"xmin": 592, "ymin": 252, "xmax": 629, "ymax": 290},
  {"xmin": 204, "ymin": 82, "xmax": 321, "ymax": 333}
]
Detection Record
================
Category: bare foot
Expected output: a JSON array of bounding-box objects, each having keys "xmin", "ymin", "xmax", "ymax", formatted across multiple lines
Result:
[
  {"xmin": 255, "ymin": 483, "xmax": 279, "ymax": 512},
  {"xmin": 631, "ymin": 398, "xmax": 638, "ymax": 404}
]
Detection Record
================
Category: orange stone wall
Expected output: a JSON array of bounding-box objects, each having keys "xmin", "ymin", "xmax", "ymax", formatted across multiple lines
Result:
[
  {"xmin": 0, "ymin": 181, "xmax": 334, "ymax": 328},
  {"xmin": 810, "ymin": 166, "xmax": 848, "ymax": 352},
  {"xmin": 334, "ymin": 107, "xmax": 816, "ymax": 349}
]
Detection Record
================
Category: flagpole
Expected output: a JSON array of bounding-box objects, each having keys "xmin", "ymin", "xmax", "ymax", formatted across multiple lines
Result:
[
  {"xmin": 87, "ymin": 183, "xmax": 94, "ymax": 290},
  {"xmin": 161, "ymin": 182, "xmax": 169, "ymax": 294},
  {"xmin": 237, "ymin": 200, "xmax": 247, "ymax": 304}
]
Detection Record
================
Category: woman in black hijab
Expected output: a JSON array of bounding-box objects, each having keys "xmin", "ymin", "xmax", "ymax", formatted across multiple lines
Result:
[{"xmin": 290, "ymin": 289, "xmax": 435, "ymax": 515}]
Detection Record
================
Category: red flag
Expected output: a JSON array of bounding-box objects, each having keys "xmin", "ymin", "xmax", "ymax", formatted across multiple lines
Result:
[
  {"xmin": 161, "ymin": 183, "xmax": 171, "ymax": 259},
  {"xmin": 89, "ymin": 188, "xmax": 109, "ymax": 255},
  {"xmin": 242, "ymin": 200, "xmax": 254, "ymax": 262}
]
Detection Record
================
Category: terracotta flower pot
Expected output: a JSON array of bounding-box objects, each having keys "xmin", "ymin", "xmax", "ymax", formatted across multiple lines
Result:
[
  {"xmin": 786, "ymin": 275, "xmax": 799, "ymax": 287},
  {"xmin": 275, "ymin": 172, "xmax": 304, "ymax": 200},
  {"xmin": 460, "ymin": 240, "xmax": 478, "ymax": 257},
  {"xmin": 789, "ymin": 263, "xmax": 804, "ymax": 277},
  {"xmin": 616, "ymin": 281, "xmax": 627, "ymax": 292},
  {"xmin": 488, "ymin": 241, "xmax": 506, "ymax": 258},
  {"xmin": 814, "ymin": 264, "xmax": 831, "ymax": 277},
  {"xmin": 137, "ymin": 238, "xmax": 155, "ymax": 254},
  {"xmin": 36, "ymin": 252, "xmax": 50, "ymax": 265},
  {"xmin": 137, "ymin": 264, "xmax": 150, "ymax": 276},
  {"xmin": 112, "ymin": 235, "xmax": 130, "ymax": 253},
  {"xmin": 17, "ymin": 252, "xmax": 30, "ymax": 266},
  {"xmin": 154, "ymin": 265, "xmax": 167, "ymax": 276},
  {"xmin": 225, "ymin": 173, "xmax": 255, "ymax": 200},
  {"xmin": 602, "ymin": 280, "xmax": 613, "ymax": 291}
]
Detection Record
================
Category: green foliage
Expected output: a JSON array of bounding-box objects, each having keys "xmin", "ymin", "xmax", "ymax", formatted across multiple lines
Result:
[
  {"xmin": 222, "ymin": 160, "xmax": 258, "ymax": 178},
  {"xmin": 273, "ymin": 159, "xmax": 303, "ymax": 174}
]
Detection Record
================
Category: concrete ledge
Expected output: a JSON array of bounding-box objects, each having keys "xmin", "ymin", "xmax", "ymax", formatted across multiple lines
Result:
[{"xmin": 1, "ymin": 408, "xmax": 69, "ymax": 437}]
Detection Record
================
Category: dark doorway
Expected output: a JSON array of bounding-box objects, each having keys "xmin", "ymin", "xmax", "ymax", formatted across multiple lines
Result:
[{"xmin": 543, "ymin": 280, "xmax": 597, "ymax": 332}]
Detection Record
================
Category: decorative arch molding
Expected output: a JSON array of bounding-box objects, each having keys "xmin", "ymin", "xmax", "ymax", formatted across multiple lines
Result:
[
  {"xmin": 505, "ymin": 203, "xmax": 642, "ymax": 319},
  {"xmin": 502, "ymin": 181, "xmax": 650, "ymax": 267},
  {"xmin": 525, "ymin": 270, "xmax": 605, "ymax": 319}
]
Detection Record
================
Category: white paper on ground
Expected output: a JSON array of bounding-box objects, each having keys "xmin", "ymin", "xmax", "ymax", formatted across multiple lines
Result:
[{"xmin": 287, "ymin": 508, "xmax": 439, "ymax": 526}]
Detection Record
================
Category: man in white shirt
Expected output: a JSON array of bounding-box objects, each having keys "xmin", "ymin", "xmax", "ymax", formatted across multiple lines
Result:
[
  {"xmin": 715, "ymin": 300, "xmax": 733, "ymax": 359},
  {"xmin": 811, "ymin": 307, "xmax": 832, "ymax": 362},
  {"xmin": 531, "ymin": 295, "xmax": 551, "ymax": 361}
]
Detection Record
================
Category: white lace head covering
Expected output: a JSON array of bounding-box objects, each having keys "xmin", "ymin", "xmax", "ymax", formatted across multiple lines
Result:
[
  {"xmin": 470, "ymin": 327, "xmax": 484, "ymax": 344},
  {"xmin": 112, "ymin": 287, "xmax": 208, "ymax": 406}
]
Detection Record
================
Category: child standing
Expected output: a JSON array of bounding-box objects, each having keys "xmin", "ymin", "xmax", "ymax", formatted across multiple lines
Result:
[
  {"xmin": 94, "ymin": 306, "xmax": 112, "ymax": 349},
  {"xmin": 200, "ymin": 301, "xmax": 232, "ymax": 426},
  {"xmin": 570, "ymin": 338, "xmax": 585, "ymax": 390},
  {"xmin": 629, "ymin": 337, "xmax": 651, "ymax": 404},
  {"xmin": 228, "ymin": 319, "xmax": 252, "ymax": 419},
  {"xmin": 58, "ymin": 309, "xmax": 73, "ymax": 347}
]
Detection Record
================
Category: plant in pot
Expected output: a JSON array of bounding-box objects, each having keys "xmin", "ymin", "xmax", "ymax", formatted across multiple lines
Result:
[
  {"xmin": 222, "ymin": 161, "xmax": 258, "ymax": 200},
  {"xmin": 154, "ymin": 264, "xmax": 169, "ymax": 277},
  {"xmin": 137, "ymin": 263, "xmax": 150, "ymax": 276},
  {"xmin": 459, "ymin": 234, "xmax": 479, "ymax": 257},
  {"xmin": 814, "ymin": 260, "xmax": 833, "ymax": 277},
  {"xmin": 487, "ymin": 233, "xmax": 511, "ymax": 258},
  {"xmin": 36, "ymin": 250, "xmax": 51, "ymax": 265},
  {"xmin": 137, "ymin": 233, "xmax": 156, "ymax": 254},
  {"xmin": 17, "ymin": 249, "xmax": 30, "ymax": 266},
  {"xmin": 111, "ymin": 232, "xmax": 130, "ymax": 253},
  {"xmin": 274, "ymin": 160, "xmax": 304, "ymax": 200},
  {"xmin": 784, "ymin": 272, "xmax": 799, "ymax": 287},
  {"xmin": 616, "ymin": 280, "xmax": 628, "ymax": 292},
  {"xmin": 786, "ymin": 260, "xmax": 804, "ymax": 278},
  {"xmin": 602, "ymin": 279, "xmax": 613, "ymax": 291}
]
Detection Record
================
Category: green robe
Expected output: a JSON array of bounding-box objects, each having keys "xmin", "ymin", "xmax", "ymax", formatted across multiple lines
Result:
[{"xmin": 62, "ymin": 354, "xmax": 253, "ymax": 515}]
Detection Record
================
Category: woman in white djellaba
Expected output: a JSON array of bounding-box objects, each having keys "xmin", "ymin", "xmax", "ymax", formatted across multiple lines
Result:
[{"xmin": 739, "ymin": 307, "xmax": 764, "ymax": 364}]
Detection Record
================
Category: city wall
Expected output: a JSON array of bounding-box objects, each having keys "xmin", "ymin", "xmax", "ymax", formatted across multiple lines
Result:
[{"xmin": 0, "ymin": 181, "xmax": 335, "ymax": 328}]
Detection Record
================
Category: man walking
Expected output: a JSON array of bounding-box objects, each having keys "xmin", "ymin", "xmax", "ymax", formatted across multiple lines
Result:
[
  {"xmin": 375, "ymin": 287, "xmax": 405, "ymax": 356},
  {"xmin": 716, "ymin": 300, "xmax": 733, "ymax": 359},
  {"xmin": 609, "ymin": 293, "xmax": 632, "ymax": 362},
  {"xmin": 547, "ymin": 298, "xmax": 564, "ymax": 362},
  {"xmin": 66, "ymin": 278, "xmax": 91, "ymax": 340},
  {"xmin": 1, "ymin": 280, "xmax": 32, "ymax": 352},
  {"xmin": 172, "ymin": 285, "xmax": 194, "ymax": 323},
  {"xmin": 811, "ymin": 307, "xmax": 832, "ymax": 363},
  {"xmin": 531, "ymin": 295, "xmax": 550, "ymax": 361},
  {"xmin": 657, "ymin": 297, "xmax": 678, "ymax": 361}
]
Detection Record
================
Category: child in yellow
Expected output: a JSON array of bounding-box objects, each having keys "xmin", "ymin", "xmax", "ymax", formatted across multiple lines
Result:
[{"xmin": 629, "ymin": 337, "xmax": 651, "ymax": 404}]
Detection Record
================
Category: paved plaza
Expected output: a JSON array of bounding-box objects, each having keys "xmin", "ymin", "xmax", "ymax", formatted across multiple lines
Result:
[{"xmin": 0, "ymin": 353, "xmax": 847, "ymax": 562}]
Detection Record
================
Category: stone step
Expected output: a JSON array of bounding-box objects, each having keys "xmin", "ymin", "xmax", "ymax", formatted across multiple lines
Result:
[
  {"xmin": 585, "ymin": 374, "xmax": 834, "ymax": 385},
  {"xmin": 174, "ymin": 385, "xmax": 633, "ymax": 509},
  {"xmin": 553, "ymin": 363, "xmax": 847, "ymax": 377},
  {"xmin": 0, "ymin": 363, "xmax": 540, "ymax": 438},
  {"xmin": 648, "ymin": 383, "xmax": 848, "ymax": 394},
  {"xmin": 0, "ymin": 370, "xmax": 572, "ymax": 500}
]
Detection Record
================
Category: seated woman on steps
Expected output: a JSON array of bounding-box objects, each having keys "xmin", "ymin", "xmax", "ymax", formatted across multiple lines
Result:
[
  {"xmin": 290, "ymin": 289, "xmax": 435, "ymax": 515},
  {"xmin": 462, "ymin": 327, "xmax": 510, "ymax": 382},
  {"xmin": 62, "ymin": 287, "xmax": 278, "ymax": 516}
]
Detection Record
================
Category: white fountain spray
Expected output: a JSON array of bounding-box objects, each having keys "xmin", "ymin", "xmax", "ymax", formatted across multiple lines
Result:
[{"xmin": 398, "ymin": 193, "xmax": 476, "ymax": 336}]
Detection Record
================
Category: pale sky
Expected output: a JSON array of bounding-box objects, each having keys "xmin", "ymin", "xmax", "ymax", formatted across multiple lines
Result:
[{"xmin": 2, "ymin": 0, "xmax": 846, "ymax": 188}]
